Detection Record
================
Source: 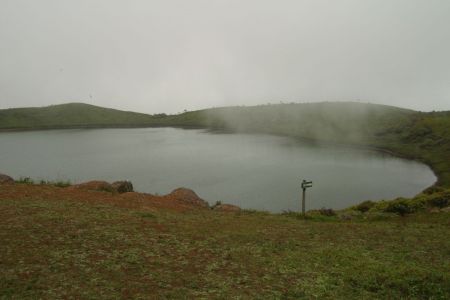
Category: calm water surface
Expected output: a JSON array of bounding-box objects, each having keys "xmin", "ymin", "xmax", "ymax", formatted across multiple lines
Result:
[{"xmin": 0, "ymin": 128, "xmax": 436, "ymax": 212}]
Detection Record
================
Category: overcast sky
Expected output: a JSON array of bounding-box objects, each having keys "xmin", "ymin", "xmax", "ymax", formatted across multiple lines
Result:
[{"xmin": 0, "ymin": 0, "xmax": 449, "ymax": 113}]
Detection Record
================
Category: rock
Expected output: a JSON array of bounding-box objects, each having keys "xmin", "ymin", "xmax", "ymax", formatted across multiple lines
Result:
[
  {"xmin": 319, "ymin": 208, "xmax": 336, "ymax": 216},
  {"xmin": 71, "ymin": 181, "xmax": 114, "ymax": 192},
  {"xmin": 0, "ymin": 173, "xmax": 14, "ymax": 185},
  {"xmin": 213, "ymin": 204, "xmax": 241, "ymax": 212},
  {"xmin": 339, "ymin": 214, "xmax": 353, "ymax": 221},
  {"xmin": 440, "ymin": 206, "xmax": 450, "ymax": 213},
  {"xmin": 112, "ymin": 181, "xmax": 134, "ymax": 193},
  {"xmin": 168, "ymin": 188, "xmax": 209, "ymax": 208},
  {"xmin": 338, "ymin": 210, "xmax": 362, "ymax": 221}
]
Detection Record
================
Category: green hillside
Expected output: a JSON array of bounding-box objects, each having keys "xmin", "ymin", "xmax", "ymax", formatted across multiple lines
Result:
[
  {"xmin": 0, "ymin": 103, "xmax": 162, "ymax": 129},
  {"xmin": 165, "ymin": 103, "xmax": 450, "ymax": 187},
  {"xmin": 1, "ymin": 102, "xmax": 449, "ymax": 187}
]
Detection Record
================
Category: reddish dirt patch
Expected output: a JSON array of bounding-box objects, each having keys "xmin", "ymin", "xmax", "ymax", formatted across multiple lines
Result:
[
  {"xmin": 0, "ymin": 184, "xmax": 210, "ymax": 213},
  {"xmin": 68, "ymin": 180, "xmax": 114, "ymax": 192}
]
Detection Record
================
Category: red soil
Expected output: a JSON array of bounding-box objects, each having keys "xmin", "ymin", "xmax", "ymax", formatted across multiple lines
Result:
[{"xmin": 0, "ymin": 183, "xmax": 210, "ymax": 213}]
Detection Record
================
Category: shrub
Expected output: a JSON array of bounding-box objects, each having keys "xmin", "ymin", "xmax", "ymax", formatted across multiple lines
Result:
[
  {"xmin": 16, "ymin": 177, "xmax": 34, "ymax": 184},
  {"xmin": 355, "ymin": 200, "xmax": 376, "ymax": 213},
  {"xmin": 422, "ymin": 185, "xmax": 445, "ymax": 195},
  {"xmin": 111, "ymin": 181, "xmax": 133, "ymax": 193},
  {"xmin": 53, "ymin": 180, "xmax": 71, "ymax": 188},
  {"xmin": 318, "ymin": 207, "xmax": 336, "ymax": 216},
  {"xmin": 98, "ymin": 185, "xmax": 115, "ymax": 193},
  {"xmin": 427, "ymin": 193, "xmax": 449, "ymax": 208},
  {"xmin": 384, "ymin": 199, "xmax": 415, "ymax": 216},
  {"xmin": 38, "ymin": 180, "xmax": 71, "ymax": 188},
  {"xmin": 211, "ymin": 201, "xmax": 222, "ymax": 209}
]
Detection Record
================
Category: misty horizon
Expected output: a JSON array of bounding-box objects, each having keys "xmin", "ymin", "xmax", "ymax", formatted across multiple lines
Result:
[{"xmin": 1, "ymin": 0, "xmax": 449, "ymax": 114}]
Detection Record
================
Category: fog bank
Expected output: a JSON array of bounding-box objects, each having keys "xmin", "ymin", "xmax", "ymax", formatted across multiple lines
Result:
[{"xmin": 1, "ymin": 0, "xmax": 449, "ymax": 113}]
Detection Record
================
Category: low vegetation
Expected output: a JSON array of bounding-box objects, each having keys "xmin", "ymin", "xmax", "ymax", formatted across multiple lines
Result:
[
  {"xmin": 370, "ymin": 189, "xmax": 450, "ymax": 216},
  {"xmin": 0, "ymin": 183, "xmax": 449, "ymax": 299},
  {"xmin": 15, "ymin": 177, "xmax": 71, "ymax": 188}
]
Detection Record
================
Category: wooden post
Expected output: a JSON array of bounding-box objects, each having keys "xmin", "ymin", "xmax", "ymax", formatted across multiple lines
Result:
[
  {"xmin": 302, "ymin": 187, "xmax": 306, "ymax": 215},
  {"xmin": 301, "ymin": 180, "xmax": 312, "ymax": 215}
]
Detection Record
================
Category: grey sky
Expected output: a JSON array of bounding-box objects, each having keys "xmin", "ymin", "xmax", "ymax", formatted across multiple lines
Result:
[{"xmin": 0, "ymin": 0, "xmax": 449, "ymax": 113}]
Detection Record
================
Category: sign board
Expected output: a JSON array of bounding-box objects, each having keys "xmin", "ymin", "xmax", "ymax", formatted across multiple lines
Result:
[{"xmin": 301, "ymin": 180, "xmax": 313, "ymax": 189}]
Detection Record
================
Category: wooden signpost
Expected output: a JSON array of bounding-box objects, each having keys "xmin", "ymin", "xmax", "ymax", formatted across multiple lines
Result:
[{"xmin": 301, "ymin": 180, "xmax": 313, "ymax": 215}]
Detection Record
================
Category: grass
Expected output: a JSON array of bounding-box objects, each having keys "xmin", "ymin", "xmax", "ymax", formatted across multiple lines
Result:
[
  {"xmin": 0, "ymin": 103, "xmax": 160, "ymax": 129},
  {"xmin": 1, "ymin": 192, "xmax": 449, "ymax": 299}
]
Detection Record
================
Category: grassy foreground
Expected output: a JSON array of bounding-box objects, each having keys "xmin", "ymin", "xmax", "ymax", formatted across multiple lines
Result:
[{"xmin": 1, "ymin": 184, "xmax": 449, "ymax": 299}]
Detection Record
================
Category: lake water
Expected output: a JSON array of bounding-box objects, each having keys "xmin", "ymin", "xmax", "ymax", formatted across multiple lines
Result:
[{"xmin": 0, "ymin": 128, "xmax": 436, "ymax": 212}]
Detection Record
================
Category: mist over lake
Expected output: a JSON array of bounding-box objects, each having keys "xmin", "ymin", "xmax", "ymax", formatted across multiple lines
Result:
[{"xmin": 0, "ymin": 128, "xmax": 436, "ymax": 212}]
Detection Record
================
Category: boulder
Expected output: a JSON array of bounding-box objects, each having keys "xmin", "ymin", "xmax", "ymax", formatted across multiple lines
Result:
[
  {"xmin": 0, "ymin": 173, "xmax": 14, "ymax": 185},
  {"xmin": 440, "ymin": 206, "xmax": 450, "ymax": 213},
  {"xmin": 168, "ymin": 188, "xmax": 209, "ymax": 208},
  {"xmin": 72, "ymin": 181, "xmax": 114, "ymax": 192},
  {"xmin": 213, "ymin": 204, "xmax": 241, "ymax": 212},
  {"xmin": 112, "ymin": 181, "xmax": 134, "ymax": 193}
]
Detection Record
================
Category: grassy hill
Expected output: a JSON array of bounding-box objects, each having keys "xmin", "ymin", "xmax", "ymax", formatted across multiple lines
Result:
[
  {"xmin": 1, "ymin": 102, "xmax": 449, "ymax": 187},
  {"xmin": 0, "ymin": 101, "xmax": 413, "ymax": 134},
  {"xmin": 179, "ymin": 103, "xmax": 450, "ymax": 187},
  {"xmin": 0, "ymin": 103, "xmax": 162, "ymax": 129}
]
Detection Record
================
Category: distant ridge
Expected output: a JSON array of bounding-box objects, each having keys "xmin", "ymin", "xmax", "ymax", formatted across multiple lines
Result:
[
  {"xmin": 0, "ymin": 101, "xmax": 414, "ymax": 131},
  {"xmin": 0, "ymin": 103, "xmax": 159, "ymax": 129}
]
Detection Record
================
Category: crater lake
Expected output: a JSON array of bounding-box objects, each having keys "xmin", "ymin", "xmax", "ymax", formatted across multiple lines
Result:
[{"xmin": 0, "ymin": 127, "xmax": 436, "ymax": 212}]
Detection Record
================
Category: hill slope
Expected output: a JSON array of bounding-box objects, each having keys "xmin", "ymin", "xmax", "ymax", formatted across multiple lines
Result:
[
  {"xmin": 184, "ymin": 103, "xmax": 450, "ymax": 187},
  {"xmin": 0, "ymin": 103, "xmax": 162, "ymax": 129},
  {"xmin": 0, "ymin": 101, "xmax": 412, "ymax": 134}
]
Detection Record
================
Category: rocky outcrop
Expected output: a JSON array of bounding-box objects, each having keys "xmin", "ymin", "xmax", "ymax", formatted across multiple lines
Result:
[
  {"xmin": 167, "ymin": 188, "xmax": 209, "ymax": 208},
  {"xmin": 70, "ymin": 180, "xmax": 135, "ymax": 194},
  {"xmin": 112, "ymin": 181, "xmax": 134, "ymax": 193},
  {"xmin": 70, "ymin": 181, "xmax": 115, "ymax": 192},
  {"xmin": 213, "ymin": 204, "xmax": 241, "ymax": 212},
  {"xmin": 66, "ymin": 181, "xmax": 211, "ymax": 209},
  {"xmin": 440, "ymin": 206, "xmax": 450, "ymax": 213},
  {"xmin": 0, "ymin": 173, "xmax": 14, "ymax": 185}
]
